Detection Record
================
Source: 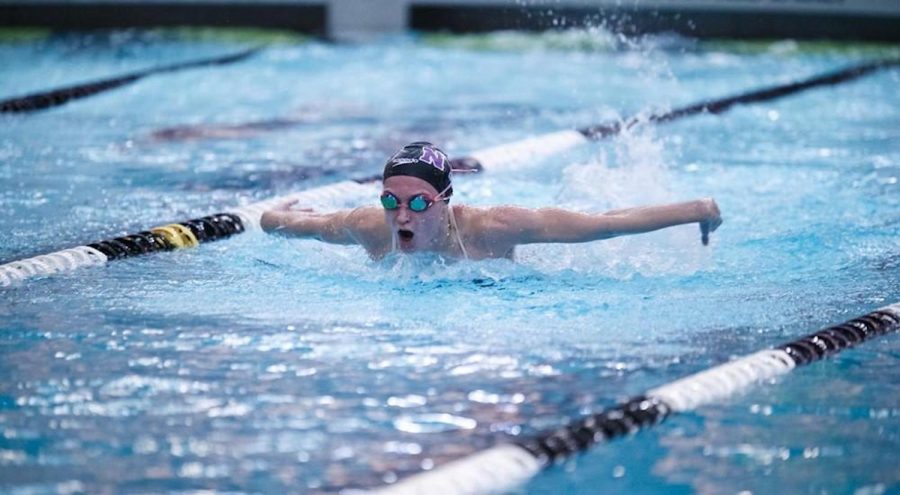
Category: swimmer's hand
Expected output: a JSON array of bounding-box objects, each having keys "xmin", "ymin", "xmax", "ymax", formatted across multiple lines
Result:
[
  {"xmin": 699, "ymin": 198, "xmax": 722, "ymax": 245},
  {"xmin": 261, "ymin": 199, "xmax": 314, "ymax": 233},
  {"xmin": 270, "ymin": 198, "xmax": 314, "ymax": 213}
]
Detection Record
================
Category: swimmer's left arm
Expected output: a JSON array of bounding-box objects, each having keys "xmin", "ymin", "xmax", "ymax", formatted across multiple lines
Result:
[{"xmin": 491, "ymin": 198, "xmax": 722, "ymax": 245}]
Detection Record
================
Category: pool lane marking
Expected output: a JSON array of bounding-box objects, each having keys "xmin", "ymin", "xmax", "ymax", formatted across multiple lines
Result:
[
  {"xmin": 371, "ymin": 303, "xmax": 900, "ymax": 495},
  {"xmin": 2, "ymin": 58, "xmax": 898, "ymax": 286},
  {"xmin": 0, "ymin": 47, "xmax": 260, "ymax": 114}
]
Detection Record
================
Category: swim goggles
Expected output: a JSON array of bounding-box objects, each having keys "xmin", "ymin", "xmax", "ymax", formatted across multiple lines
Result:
[
  {"xmin": 380, "ymin": 192, "xmax": 438, "ymax": 212},
  {"xmin": 380, "ymin": 184, "xmax": 452, "ymax": 213}
]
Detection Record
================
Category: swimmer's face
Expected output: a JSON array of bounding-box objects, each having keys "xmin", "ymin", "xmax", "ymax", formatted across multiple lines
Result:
[{"xmin": 382, "ymin": 176, "xmax": 448, "ymax": 253}]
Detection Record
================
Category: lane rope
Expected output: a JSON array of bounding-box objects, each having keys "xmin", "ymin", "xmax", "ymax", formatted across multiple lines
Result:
[
  {"xmin": 2, "ymin": 58, "xmax": 898, "ymax": 286},
  {"xmin": 371, "ymin": 303, "xmax": 900, "ymax": 495},
  {"xmin": 576, "ymin": 57, "xmax": 900, "ymax": 139},
  {"xmin": 0, "ymin": 47, "xmax": 260, "ymax": 113},
  {"xmin": 2, "ymin": 55, "xmax": 897, "ymax": 494}
]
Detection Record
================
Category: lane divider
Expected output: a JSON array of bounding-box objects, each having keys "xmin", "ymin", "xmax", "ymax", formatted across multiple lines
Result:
[
  {"xmin": 84, "ymin": 213, "xmax": 240, "ymax": 261},
  {"xmin": 0, "ymin": 47, "xmax": 260, "ymax": 114},
  {"xmin": 371, "ymin": 303, "xmax": 900, "ymax": 495},
  {"xmin": 0, "ymin": 181, "xmax": 382, "ymax": 285},
  {"xmin": 2, "ymin": 58, "xmax": 898, "ymax": 286},
  {"xmin": 576, "ymin": 57, "xmax": 900, "ymax": 140},
  {"xmin": 422, "ymin": 59, "xmax": 900, "ymax": 172}
]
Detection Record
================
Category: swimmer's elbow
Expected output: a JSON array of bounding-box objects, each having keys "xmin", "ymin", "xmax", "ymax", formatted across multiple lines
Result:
[
  {"xmin": 491, "ymin": 207, "xmax": 611, "ymax": 244},
  {"xmin": 545, "ymin": 211, "xmax": 617, "ymax": 243}
]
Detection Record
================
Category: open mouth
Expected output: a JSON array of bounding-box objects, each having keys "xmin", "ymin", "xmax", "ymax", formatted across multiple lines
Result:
[{"xmin": 397, "ymin": 229, "xmax": 414, "ymax": 242}]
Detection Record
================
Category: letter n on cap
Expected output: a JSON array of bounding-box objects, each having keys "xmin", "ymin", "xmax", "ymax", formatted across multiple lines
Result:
[{"xmin": 419, "ymin": 146, "xmax": 447, "ymax": 172}]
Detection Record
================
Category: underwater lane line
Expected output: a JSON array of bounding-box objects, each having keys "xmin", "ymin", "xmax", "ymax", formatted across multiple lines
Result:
[
  {"xmin": 370, "ymin": 303, "xmax": 900, "ymax": 495},
  {"xmin": 0, "ymin": 47, "xmax": 260, "ymax": 113},
  {"xmin": 2, "ymin": 58, "xmax": 898, "ymax": 286}
]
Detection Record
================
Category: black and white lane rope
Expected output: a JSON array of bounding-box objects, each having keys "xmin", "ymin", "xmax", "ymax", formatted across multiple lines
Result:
[
  {"xmin": 370, "ymin": 303, "xmax": 900, "ymax": 495},
  {"xmin": 416, "ymin": 58, "xmax": 900, "ymax": 174},
  {"xmin": 0, "ymin": 47, "xmax": 260, "ymax": 113},
  {"xmin": 2, "ymin": 58, "xmax": 898, "ymax": 286},
  {"xmin": 577, "ymin": 57, "xmax": 900, "ymax": 139}
]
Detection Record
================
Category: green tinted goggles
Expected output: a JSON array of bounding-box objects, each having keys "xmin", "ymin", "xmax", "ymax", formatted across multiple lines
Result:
[{"xmin": 380, "ymin": 192, "xmax": 435, "ymax": 212}]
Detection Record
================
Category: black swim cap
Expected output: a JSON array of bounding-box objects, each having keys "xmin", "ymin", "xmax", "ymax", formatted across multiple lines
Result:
[{"xmin": 383, "ymin": 142, "xmax": 453, "ymax": 198}]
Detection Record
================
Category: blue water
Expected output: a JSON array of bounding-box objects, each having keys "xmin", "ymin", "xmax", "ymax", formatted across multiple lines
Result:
[{"xmin": 1, "ymin": 30, "xmax": 899, "ymax": 494}]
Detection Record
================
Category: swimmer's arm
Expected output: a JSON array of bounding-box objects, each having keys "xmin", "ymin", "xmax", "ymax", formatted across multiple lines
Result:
[
  {"xmin": 493, "ymin": 198, "xmax": 722, "ymax": 245},
  {"xmin": 260, "ymin": 201, "xmax": 361, "ymax": 245}
]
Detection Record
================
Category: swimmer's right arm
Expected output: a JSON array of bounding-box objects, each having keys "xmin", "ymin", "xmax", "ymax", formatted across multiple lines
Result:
[
  {"xmin": 260, "ymin": 201, "xmax": 359, "ymax": 245},
  {"xmin": 488, "ymin": 198, "xmax": 722, "ymax": 246}
]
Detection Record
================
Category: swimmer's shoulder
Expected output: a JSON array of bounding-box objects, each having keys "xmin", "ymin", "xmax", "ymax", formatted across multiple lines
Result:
[
  {"xmin": 456, "ymin": 204, "xmax": 527, "ymax": 232},
  {"xmin": 453, "ymin": 205, "xmax": 518, "ymax": 258},
  {"xmin": 344, "ymin": 206, "xmax": 390, "ymax": 247},
  {"xmin": 344, "ymin": 205, "xmax": 381, "ymax": 222},
  {"xmin": 452, "ymin": 204, "xmax": 484, "ymax": 230}
]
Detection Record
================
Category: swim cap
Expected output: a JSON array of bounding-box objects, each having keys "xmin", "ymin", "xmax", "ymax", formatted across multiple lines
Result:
[{"xmin": 383, "ymin": 142, "xmax": 452, "ymax": 198}]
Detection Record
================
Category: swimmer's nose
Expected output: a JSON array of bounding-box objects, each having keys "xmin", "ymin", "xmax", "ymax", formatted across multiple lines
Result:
[{"xmin": 395, "ymin": 206, "xmax": 411, "ymax": 224}]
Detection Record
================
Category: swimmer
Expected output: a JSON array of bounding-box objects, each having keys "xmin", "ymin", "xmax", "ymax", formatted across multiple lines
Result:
[{"xmin": 261, "ymin": 142, "xmax": 722, "ymax": 260}]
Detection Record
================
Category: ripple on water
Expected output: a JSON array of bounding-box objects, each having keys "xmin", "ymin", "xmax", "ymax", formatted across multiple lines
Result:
[{"xmin": 393, "ymin": 413, "xmax": 478, "ymax": 434}]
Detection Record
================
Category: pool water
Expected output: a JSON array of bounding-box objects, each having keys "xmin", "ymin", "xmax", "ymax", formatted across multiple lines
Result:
[{"xmin": 1, "ymin": 29, "xmax": 899, "ymax": 494}]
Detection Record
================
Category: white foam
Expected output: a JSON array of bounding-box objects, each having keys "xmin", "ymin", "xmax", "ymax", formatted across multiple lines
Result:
[{"xmin": 521, "ymin": 128, "xmax": 711, "ymax": 277}]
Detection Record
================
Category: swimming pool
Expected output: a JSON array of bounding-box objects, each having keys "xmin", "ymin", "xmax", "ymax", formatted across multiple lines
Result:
[{"xmin": 1, "ymin": 29, "xmax": 899, "ymax": 494}]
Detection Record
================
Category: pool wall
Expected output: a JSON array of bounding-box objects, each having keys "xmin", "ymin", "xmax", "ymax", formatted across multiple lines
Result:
[{"xmin": 1, "ymin": 0, "xmax": 899, "ymax": 41}]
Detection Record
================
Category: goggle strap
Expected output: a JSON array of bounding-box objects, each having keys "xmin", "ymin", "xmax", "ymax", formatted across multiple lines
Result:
[{"xmin": 434, "ymin": 183, "xmax": 453, "ymax": 202}]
